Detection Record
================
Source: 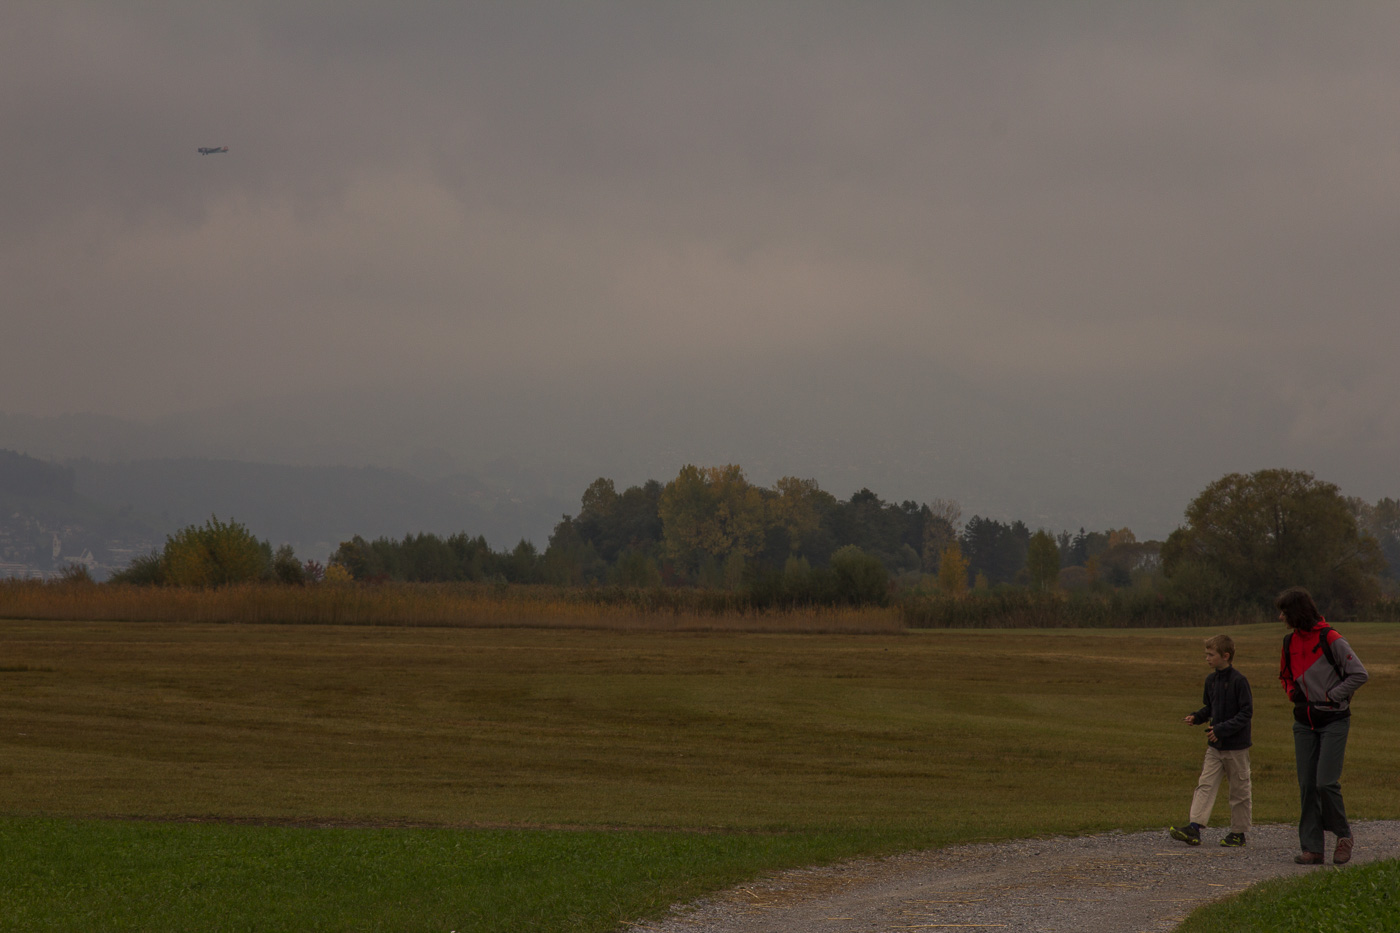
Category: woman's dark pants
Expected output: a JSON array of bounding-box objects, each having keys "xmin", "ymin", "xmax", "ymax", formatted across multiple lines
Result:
[{"xmin": 1293, "ymin": 717, "xmax": 1351, "ymax": 853}]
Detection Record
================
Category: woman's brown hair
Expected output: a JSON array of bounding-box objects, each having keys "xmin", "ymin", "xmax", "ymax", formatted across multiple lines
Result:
[{"xmin": 1276, "ymin": 586, "xmax": 1322, "ymax": 631}]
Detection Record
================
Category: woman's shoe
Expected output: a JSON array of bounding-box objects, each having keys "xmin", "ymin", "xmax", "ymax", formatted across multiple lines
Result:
[
  {"xmin": 1294, "ymin": 851, "xmax": 1324, "ymax": 865},
  {"xmin": 1334, "ymin": 836, "xmax": 1353, "ymax": 865}
]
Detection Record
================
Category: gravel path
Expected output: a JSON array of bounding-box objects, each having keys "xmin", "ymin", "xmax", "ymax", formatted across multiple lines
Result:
[{"xmin": 639, "ymin": 821, "xmax": 1400, "ymax": 933}]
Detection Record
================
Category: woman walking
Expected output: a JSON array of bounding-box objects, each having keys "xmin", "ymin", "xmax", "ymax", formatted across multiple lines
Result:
[{"xmin": 1277, "ymin": 587, "xmax": 1368, "ymax": 865}]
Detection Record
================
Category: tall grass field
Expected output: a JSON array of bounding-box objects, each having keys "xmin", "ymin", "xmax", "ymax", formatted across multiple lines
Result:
[
  {"xmin": 2, "ymin": 617, "xmax": 1397, "ymax": 930},
  {"xmin": 0, "ymin": 579, "xmax": 905, "ymax": 632}
]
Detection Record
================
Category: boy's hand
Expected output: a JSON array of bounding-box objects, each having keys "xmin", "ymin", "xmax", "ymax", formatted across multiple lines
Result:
[
  {"xmin": 1205, "ymin": 726, "xmax": 1217, "ymax": 743},
  {"xmin": 1182, "ymin": 714, "xmax": 1197, "ymax": 725}
]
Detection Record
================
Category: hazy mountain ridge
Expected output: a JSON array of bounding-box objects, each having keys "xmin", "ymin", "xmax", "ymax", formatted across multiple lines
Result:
[
  {"xmin": 0, "ymin": 390, "xmax": 1219, "ymax": 551},
  {"xmin": 1, "ymin": 408, "xmax": 578, "ymax": 560},
  {"xmin": 13, "ymin": 364, "xmax": 1388, "ymax": 560},
  {"xmin": 0, "ymin": 450, "xmax": 158, "ymax": 578},
  {"xmin": 1, "ymin": 445, "xmax": 572, "ymax": 577},
  {"xmin": 68, "ymin": 459, "xmax": 571, "ymax": 561}
]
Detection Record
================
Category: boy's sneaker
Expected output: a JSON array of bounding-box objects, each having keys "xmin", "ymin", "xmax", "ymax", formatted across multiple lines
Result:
[
  {"xmin": 1168, "ymin": 823, "xmax": 1201, "ymax": 846},
  {"xmin": 1220, "ymin": 832, "xmax": 1246, "ymax": 847}
]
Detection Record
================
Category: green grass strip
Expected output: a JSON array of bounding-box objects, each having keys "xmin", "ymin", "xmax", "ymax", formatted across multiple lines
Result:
[
  {"xmin": 1177, "ymin": 859, "xmax": 1400, "ymax": 933},
  {"xmin": 0, "ymin": 818, "xmax": 885, "ymax": 933}
]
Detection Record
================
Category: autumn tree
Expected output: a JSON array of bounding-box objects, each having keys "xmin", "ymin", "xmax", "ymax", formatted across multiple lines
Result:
[
  {"xmin": 1026, "ymin": 530, "xmax": 1061, "ymax": 592},
  {"xmin": 657, "ymin": 464, "xmax": 765, "ymax": 578},
  {"xmin": 770, "ymin": 476, "xmax": 837, "ymax": 561},
  {"xmin": 161, "ymin": 516, "xmax": 271, "ymax": 587},
  {"xmin": 937, "ymin": 541, "xmax": 969, "ymax": 597},
  {"xmin": 921, "ymin": 516, "xmax": 957, "ymax": 574},
  {"xmin": 1097, "ymin": 528, "xmax": 1161, "ymax": 587},
  {"xmin": 1162, "ymin": 469, "xmax": 1385, "ymax": 613},
  {"xmin": 918, "ymin": 498, "xmax": 961, "ymax": 573}
]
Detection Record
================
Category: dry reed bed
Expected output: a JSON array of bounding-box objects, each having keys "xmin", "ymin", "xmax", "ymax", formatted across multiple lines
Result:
[{"xmin": 0, "ymin": 582, "xmax": 905, "ymax": 634}]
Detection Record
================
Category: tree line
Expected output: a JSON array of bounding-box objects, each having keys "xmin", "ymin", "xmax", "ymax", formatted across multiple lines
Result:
[
  {"xmin": 326, "ymin": 468, "xmax": 1166, "ymax": 601},
  {"xmin": 106, "ymin": 465, "xmax": 1399, "ymax": 618}
]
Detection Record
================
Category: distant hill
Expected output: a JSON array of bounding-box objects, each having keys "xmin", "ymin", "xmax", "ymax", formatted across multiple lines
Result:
[
  {"xmin": 69, "ymin": 458, "xmax": 571, "ymax": 561},
  {"xmin": 0, "ymin": 410, "xmax": 581, "ymax": 560},
  {"xmin": 0, "ymin": 448, "xmax": 76, "ymax": 502},
  {"xmin": 0, "ymin": 450, "xmax": 157, "ymax": 578},
  {"xmin": 1, "ymin": 446, "xmax": 571, "ymax": 577}
]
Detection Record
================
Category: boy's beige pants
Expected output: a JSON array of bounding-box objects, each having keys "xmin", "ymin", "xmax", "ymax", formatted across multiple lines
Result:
[{"xmin": 1190, "ymin": 747, "xmax": 1252, "ymax": 833}]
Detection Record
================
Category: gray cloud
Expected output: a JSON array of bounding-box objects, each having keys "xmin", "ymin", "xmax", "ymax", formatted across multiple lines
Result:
[{"xmin": 3, "ymin": 3, "xmax": 1398, "ymax": 533}]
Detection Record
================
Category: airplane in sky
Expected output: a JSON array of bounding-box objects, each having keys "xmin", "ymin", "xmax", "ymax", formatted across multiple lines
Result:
[{"xmin": 197, "ymin": 146, "xmax": 229, "ymax": 155}]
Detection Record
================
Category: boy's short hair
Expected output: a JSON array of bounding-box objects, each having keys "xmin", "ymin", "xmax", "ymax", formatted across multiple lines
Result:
[{"xmin": 1204, "ymin": 634, "xmax": 1235, "ymax": 661}]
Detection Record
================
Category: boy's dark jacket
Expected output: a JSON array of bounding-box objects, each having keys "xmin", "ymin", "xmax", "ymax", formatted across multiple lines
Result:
[{"xmin": 1190, "ymin": 666, "xmax": 1252, "ymax": 750}]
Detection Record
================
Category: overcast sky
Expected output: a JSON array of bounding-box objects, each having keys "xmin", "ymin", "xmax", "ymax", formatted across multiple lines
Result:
[{"xmin": 3, "ymin": 3, "xmax": 1398, "ymax": 535}]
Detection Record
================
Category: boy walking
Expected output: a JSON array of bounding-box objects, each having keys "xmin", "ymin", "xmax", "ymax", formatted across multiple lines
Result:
[{"xmin": 1169, "ymin": 634, "xmax": 1253, "ymax": 847}]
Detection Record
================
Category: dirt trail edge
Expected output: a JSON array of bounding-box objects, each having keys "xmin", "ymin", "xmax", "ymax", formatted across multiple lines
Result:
[{"xmin": 638, "ymin": 820, "xmax": 1400, "ymax": 933}]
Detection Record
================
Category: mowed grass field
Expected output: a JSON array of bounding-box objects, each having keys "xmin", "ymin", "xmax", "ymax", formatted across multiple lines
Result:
[{"xmin": 1, "ymin": 619, "xmax": 1397, "ymax": 931}]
